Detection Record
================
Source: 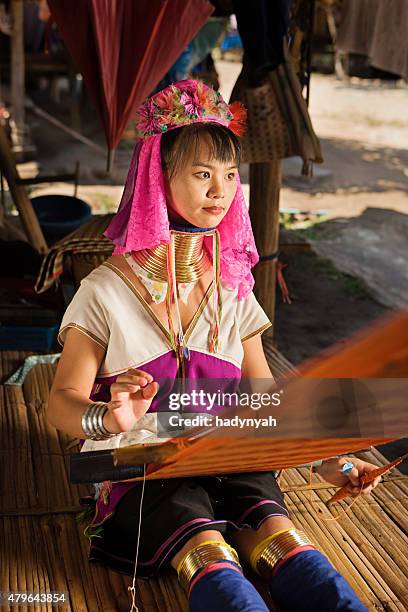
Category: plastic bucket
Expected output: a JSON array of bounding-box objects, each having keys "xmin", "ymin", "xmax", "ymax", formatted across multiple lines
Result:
[{"xmin": 31, "ymin": 195, "xmax": 92, "ymax": 241}]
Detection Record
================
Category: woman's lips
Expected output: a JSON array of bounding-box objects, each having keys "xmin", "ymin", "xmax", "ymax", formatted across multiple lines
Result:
[{"xmin": 203, "ymin": 206, "xmax": 224, "ymax": 214}]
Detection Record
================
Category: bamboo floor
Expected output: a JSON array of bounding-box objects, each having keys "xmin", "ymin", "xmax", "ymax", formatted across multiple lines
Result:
[{"xmin": 1, "ymin": 347, "xmax": 407, "ymax": 611}]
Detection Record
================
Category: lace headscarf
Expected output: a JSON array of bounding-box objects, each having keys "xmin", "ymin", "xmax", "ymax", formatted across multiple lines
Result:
[{"xmin": 104, "ymin": 79, "xmax": 259, "ymax": 301}]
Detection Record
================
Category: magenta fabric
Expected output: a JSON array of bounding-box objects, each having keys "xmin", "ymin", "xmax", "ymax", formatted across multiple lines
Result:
[
  {"xmin": 91, "ymin": 349, "xmax": 241, "ymax": 410},
  {"xmin": 104, "ymin": 137, "xmax": 169, "ymax": 251}
]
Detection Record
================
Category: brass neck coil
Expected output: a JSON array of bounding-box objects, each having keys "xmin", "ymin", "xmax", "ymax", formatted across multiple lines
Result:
[{"xmin": 132, "ymin": 229, "xmax": 213, "ymax": 283}]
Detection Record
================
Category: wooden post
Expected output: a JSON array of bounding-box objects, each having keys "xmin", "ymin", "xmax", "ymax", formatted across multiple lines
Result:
[
  {"xmin": 10, "ymin": 0, "xmax": 25, "ymax": 155},
  {"xmin": 0, "ymin": 125, "xmax": 48, "ymax": 253},
  {"xmin": 249, "ymin": 160, "xmax": 282, "ymax": 336}
]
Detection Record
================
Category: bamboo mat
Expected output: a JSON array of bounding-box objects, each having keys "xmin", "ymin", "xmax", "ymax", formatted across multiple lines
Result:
[{"xmin": 1, "ymin": 350, "xmax": 407, "ymax": 611}]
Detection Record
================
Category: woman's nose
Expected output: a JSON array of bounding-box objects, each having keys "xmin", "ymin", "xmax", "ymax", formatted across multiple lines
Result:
[{"xmin": 207, "ymin": 178, "xmax": 225, "ymax": 199}]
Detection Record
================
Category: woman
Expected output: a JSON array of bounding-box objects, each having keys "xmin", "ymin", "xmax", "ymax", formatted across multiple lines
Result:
[{"xmin": 47, "ymin": 80, "xmax": 380, "ymax": 611}]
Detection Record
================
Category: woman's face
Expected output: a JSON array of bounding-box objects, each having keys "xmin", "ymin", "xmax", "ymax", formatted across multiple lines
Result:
[{"xmin": 166, "ymin": 137, "xmax": 238, "ymax": 228}]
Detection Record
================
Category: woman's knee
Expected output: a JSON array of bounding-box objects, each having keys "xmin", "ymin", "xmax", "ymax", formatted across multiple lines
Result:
[
  {"xmin": 232, "ymin": 517, "xmax": 317, "ymax": 581},
  {"xmin": 170, "ymin": 529, "xmax": 225, "ymax": 571},
  {"xmin": 230, "ymin": 515, "xmax": 295, "ymax": 564}
]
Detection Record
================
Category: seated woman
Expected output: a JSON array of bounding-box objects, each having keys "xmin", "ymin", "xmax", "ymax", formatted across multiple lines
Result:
[{"xmin": 47, "ymin": 80, "xmax": 380, "ymax": 611}]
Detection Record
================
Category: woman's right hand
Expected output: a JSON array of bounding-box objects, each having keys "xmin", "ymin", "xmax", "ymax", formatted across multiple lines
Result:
[{"xmin": 105, "ymin": 368, "xmax": 159, "ymax": 433}]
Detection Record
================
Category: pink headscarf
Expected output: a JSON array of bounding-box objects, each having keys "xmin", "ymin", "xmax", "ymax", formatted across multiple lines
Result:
[{"xmin": 104, "ymin": 80, "xmax": 259, "ymax": 299}]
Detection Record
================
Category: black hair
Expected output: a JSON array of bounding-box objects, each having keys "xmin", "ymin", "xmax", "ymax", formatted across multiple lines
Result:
[{"xmin": 160, "ymin": 122, "xmax": 241, "ymax": 180}]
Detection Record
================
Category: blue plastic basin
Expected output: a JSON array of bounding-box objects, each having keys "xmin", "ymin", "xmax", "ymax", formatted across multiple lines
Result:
[{"xmin": 31, "ymin": 195, "xmax": 92, "ymax": 240}]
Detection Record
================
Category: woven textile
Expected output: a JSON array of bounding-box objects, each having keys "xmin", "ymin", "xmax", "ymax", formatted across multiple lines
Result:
[
  {"xmin": 230, "ymin": 42, "xmax": 323, "ymax": 169},
  {"xmin": 35, "ymin": 215, "xmax": 114, "ymax": 294}
]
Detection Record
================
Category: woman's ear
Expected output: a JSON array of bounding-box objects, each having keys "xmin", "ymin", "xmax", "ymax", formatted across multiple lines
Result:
[
  {"xmin": 164, "ymin": 181, "xmax": 177, "ymax": 223},
  {"xmin": 163, "ymin": 173, "xmax": 173, "ymax": 209},
  {"xmin": 163, "ymin": 167, "xmax": 172, "ymax": 190}
]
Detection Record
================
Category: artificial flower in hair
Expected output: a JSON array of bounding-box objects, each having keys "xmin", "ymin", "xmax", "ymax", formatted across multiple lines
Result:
[
  {"xmin": 137, "ymin": 98, "xmax": 160, "ymax": 134},
  {"xmin": 228, "ymin": 101, "xmax": 247, "ymax": 137},
  {"xmin": 136, "ymin": 79, "xmax": 246, "ymax": 138},
  {"xmin": 180, "ymin": 90, "xmax": 202, "ymax": 118}
]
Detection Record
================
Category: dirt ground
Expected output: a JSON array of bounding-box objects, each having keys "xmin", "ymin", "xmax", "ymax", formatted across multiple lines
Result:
[{"xmin": 272, "ymin": 227, "xmax": 388, "ymax": 365}]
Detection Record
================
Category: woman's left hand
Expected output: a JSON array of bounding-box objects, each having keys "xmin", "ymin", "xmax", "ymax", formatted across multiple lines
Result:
[{"xmin": 315, "ymin": 457, "xmax": 382, "ymax": 497}]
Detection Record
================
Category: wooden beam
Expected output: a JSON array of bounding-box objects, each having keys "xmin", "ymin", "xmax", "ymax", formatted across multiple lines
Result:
[
  {"xmin": 10, "ymin": 0, "xmax": 25, "ymax": 154},
  {"xmin": 249, "ymin": 160, "xmax": 282, "ymax": 336},
  {"xmin": 16, "ymin": 172, "xmax": 77, "ymax": 186},
  {"xmin": 0, "ymin": 125, "xmax": 48, "ymax": 253}
]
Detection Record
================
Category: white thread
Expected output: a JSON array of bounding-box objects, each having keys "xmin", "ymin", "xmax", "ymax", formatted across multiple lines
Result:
[{"xmin": 128, "ymin": 463, "xmax": 146, "ymax": 612}]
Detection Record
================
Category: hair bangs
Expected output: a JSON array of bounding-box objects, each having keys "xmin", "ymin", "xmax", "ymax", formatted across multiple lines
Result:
[{"xmin": 161, "ymin": 122, "xmax": 241, "ymax": 179}]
